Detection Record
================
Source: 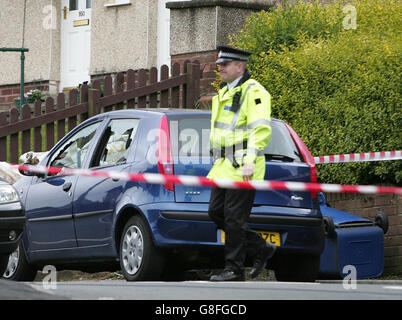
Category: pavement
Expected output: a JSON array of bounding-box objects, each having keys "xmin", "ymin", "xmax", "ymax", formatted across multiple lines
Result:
[
  {"xmin": 1, "ymin": 278, "xmax": 401, "ymax": 300},
  {"xmin": 0, "ymin": 279, "xmax": 68, "ymax": 300}
]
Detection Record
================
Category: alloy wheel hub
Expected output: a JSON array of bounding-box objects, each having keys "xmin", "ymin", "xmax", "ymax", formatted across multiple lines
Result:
[{"xmin": 122, "ymin": 226, "xmax": 144, "ymax": 275}]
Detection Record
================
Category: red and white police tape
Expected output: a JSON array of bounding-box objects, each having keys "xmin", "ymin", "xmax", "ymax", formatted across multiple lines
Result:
[
  {"xmin": 314, "ymin": 150, "xmax": 402, "ymax": 164},
  {"xmin": 16, "ymin": 164, "xmax": 402, "ymax": 195}
]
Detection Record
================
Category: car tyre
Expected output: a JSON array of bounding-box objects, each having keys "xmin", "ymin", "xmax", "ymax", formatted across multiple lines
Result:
[
  {"xmin": 274, "ymin": 254, "xmax": 320, "ymax": 282},
  {"xmin": 2, "ymin": 242, "xmax": 37, "ymax": 281},
  {"xmin": 119, "ymin": 215, "xmax": 165, "ymax": 281}
]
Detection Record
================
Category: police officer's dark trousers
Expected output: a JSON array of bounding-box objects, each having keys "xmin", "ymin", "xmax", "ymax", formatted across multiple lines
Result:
[{"xmin": 208, "ymin": 187, "xmax": 266, "ymax": 273}]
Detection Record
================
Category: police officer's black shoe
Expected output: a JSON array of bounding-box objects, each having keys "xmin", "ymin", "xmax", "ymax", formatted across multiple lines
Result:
[
  {"xmin": 210, "ymin": 269, "xmax": 245, "ymax": 281},
  {"xmin": 249, "ymin": 243, "xmax": 277, "ymax": 279}
]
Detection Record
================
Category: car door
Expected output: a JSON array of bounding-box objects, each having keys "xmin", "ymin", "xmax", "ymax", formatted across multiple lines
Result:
[
  {"xmin": 25, "ymin": 121, "xmax": 102, "ymax": 251},
  {"xmin": 73, "ymin": 118, "xmax": 140, "ymax": 248}
]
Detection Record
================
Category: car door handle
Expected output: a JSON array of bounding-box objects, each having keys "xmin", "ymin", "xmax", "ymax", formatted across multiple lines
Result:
[{"xmin": 63, "ymin": 182, "xmax": 72, "ymax": 192}]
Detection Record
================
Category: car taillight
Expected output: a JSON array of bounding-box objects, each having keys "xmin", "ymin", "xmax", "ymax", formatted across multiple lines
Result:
[
  {"xmin": 284, "ymin": 122, "xmax": 317, "ymax": 197},
  {"xmin": 157, "ymin": 115, "xmax": 175, "ymax": 191}
]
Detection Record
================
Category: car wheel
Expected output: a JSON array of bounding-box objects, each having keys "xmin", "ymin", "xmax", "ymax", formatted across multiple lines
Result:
[
  {"xmin": 119, "ymin": 215, "xmax": 165, "ymax": 281},
  {"xmin": 2, "ymin": 242, "xmax": 37, "ymax": 281},
  {"xmin": 274, "ymin": 254, "xmax": 320, "ymax": 282}
]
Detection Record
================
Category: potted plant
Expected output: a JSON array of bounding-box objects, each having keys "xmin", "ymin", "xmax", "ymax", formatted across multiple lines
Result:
[
  {"xmin": 14, "ymin": 89, "xmax": 44, "ymax": 110},
  {"xmin": 25, "ymin": 89, "xmax": 43, "ymax": 103}
]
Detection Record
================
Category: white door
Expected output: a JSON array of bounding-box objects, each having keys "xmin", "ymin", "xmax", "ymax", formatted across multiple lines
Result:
[
  {"xmin": 60, "ymin": 0, "xmax": 91, "ymax": 91},
  {"xmin": 157, "ymin": 0, "xmax": 191, "ymax": 71}
]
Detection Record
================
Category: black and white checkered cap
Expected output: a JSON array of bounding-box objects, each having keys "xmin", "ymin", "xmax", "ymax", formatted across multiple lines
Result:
[{"xmin": 216, "ymin": 45, "xmax": 252, "ymax": 64}]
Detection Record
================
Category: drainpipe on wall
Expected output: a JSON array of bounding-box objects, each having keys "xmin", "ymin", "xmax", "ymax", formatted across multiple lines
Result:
[{"xmin": 0, "ymin": 47, "xmax": 29, "ymax": 115}]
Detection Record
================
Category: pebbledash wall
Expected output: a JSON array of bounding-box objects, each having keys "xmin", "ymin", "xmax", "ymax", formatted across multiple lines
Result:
[
  {"xmin": 0, "ymin": 0, "xmax": 60, "ymax": 112},
  {"xmin": 325, "ymin": 193, "xmax": 402, "ymax": 274}
]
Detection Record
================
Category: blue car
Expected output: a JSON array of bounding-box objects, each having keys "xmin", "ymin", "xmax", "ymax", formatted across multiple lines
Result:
[
  {"xmin": 5, "ymin": 109, "xmax": 325, "ymax": 281},
  {"xmin": 319, "ymin": 193, "xmax": 387, "ymax": 279}
]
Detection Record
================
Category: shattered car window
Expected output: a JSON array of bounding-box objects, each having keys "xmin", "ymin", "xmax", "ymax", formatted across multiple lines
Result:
[{"xmin": 49, "ymin": 121, "xmax": 101, "ymax": 169}]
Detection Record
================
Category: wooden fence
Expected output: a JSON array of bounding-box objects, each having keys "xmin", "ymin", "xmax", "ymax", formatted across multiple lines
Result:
[{"xmin": 0, "ymin": 62, "xmax": 202, "ymax": 163}]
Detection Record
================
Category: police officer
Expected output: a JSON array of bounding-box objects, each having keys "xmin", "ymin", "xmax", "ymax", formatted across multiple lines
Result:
[{"xmin": 208, "ymin": 45, "xmax": 276, "ymax": 281}]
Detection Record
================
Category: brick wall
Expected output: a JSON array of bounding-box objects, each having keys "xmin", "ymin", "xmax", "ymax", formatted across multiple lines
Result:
[
  {"xmin": 0, "ymin": 81, "xmax": 49, "ymax": 112},
  {"xmin": 325, "ymin": 193, "xmax": 402, "ymax": 275}
]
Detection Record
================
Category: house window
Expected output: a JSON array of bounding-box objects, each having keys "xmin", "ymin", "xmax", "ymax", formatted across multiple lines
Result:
[
  {"xmin": 86, "ymin": 0, "xmax": 91, "ymax": 8},
  {"xmin": 69, "ymin": 0, "xmax": 78, "ymax": 11},
  {"xmin": 104, "ymin": 0, "xmax": 132, "ymax": 8}
]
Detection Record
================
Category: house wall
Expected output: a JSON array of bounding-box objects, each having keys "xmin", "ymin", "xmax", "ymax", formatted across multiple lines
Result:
[
  {"xmin": 90, "ymin": 0, "xmax": 158, "ymax": 76},
  {"xmin": 0, "ymin": 0, "xmax": 60, "ymax": 110},
  {"xmin": 0, "ymin": 0, "xmax": 160, "ymax": 85},
  {"xmin": 0, "ymin": 0, "xmax": 60, "ymax": 87},
  {"xmin": 0, "ymin": 0, "xmax": 159, "ymax": 111}
]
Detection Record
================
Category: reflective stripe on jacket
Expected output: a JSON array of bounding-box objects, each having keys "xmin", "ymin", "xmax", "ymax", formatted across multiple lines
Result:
[{"xmin": 207, "ymin": 77, "xmax": 272, "ymax": 181}]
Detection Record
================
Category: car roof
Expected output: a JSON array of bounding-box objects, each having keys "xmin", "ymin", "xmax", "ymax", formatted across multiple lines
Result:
[
  {"xmin": 100, "ymin": 108, "xmax": 209, "ymax": 117},
  {"xmin": 90, "ymin": 108, "xmax": 282, "ymax": 122}
]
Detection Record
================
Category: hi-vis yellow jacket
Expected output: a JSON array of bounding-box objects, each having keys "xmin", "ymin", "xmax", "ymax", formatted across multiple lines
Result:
[{"xmin": 207, "ymin": 74, "xmax": 272, "ymax": 182}]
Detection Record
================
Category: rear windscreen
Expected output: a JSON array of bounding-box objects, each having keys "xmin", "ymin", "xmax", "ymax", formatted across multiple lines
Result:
[
  {"xmin": 169, "ymin": 116, "xmax": 303, "ymax": 162},
  {"xmin": 169, "ymin": 116, "xmax": 211, "ymax": 157}
]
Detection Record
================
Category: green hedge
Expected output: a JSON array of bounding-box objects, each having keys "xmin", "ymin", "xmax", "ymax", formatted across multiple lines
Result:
[{"xmin": 232, "ymin": 0, "xmax": 401, "ymax": 185}]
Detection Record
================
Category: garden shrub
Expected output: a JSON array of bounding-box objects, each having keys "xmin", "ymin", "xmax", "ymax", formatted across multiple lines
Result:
[{"xmin": 231, "ymin": 0, "xmax": 401, "ymax": 185}]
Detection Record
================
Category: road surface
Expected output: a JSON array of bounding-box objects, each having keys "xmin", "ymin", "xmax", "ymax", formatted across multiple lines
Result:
[{"xmin": 1, "ymin": 279, "xmax": 401, "ymax": 300}]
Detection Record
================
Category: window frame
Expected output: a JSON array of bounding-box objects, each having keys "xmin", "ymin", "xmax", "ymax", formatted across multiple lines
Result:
[
  {"xmin": 46, "ymin": 120, "xmax": 103, "ymax": 176},
  {"xmin": 89, "ymin": 117, "xmax": 141, "ymax": 169},
  {"xmin": 69, "ymin": 0, "xmax": 78, "ymax": 11}
]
